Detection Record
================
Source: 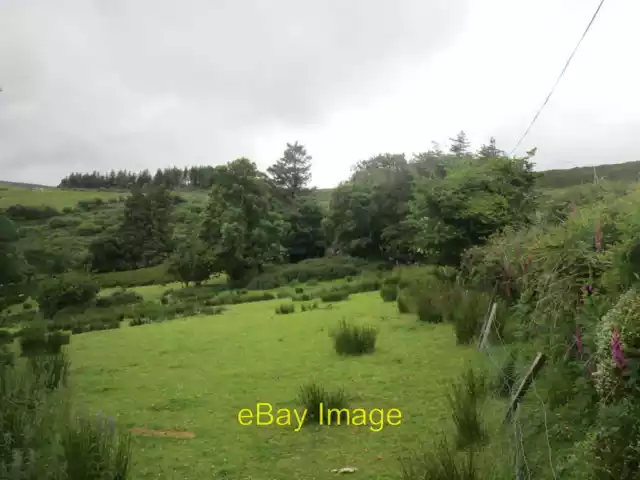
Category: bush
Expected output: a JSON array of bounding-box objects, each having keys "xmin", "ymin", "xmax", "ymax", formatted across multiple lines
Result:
[
  {"xmin": 22, "ymin": 300, "xmax": 34, "ymax": 310},
  {"xmin": 448, "ymin": 367, "xmax": 488, "ymax": 450},
  {"xmin": 331, "ymin": 319, "xmax": 377, "ymax": 356},
  {"xmin": 297, "ymin": 382, "xmax": 349, "ymax": 425},
  {"xmin": 37, "ymin": 277, "xmax": 100, "ymax": 319},
  {"xmin": 292, "ymin": 293, "xmax": 312, "ymax": 301},
  {"xmin": 380, "ymin": 283, "xmax": 398, "ymax": 302},
  {"xmin": 320, "ymin": 290, "xmax": 350, "ymax": 302},
  {"xmin": 397, "ymin": 290, "xmax": 412, "ymax": 313},
  {"xmin": 275, "ymin": 303, "xmax": 296, "ymax": 315},
  {"xmin": 246, "ymin": 256, "xmax": 379, "ymax": 290},
  {"xmin": 295, "ymin": 287, "xmax": 304, "ymax": 294},
  {"xmin": 60, "ymin": 412, "xmax": 132, "ymax": 480},
  {"xmin": 400, "ymin": 439, "xmax": 478, "ymax": 480},
  {"xmin": 0, "ymin": 329, "xmax": 14, "ymax": 346},
  {"xmin": 28, "ymin": 352, "xmax": 70, "ymax": 390},
  {"xmin": 92, "ymin": 264, "xmax": 174, "ymax": 289},
  {"xmin": 5, "ymin": 204, "xmax": 60, "ymax": 221},
  {"xmin": 95, "ymin": 289, "xmax": 143, "ymax": 308},
  {"xmin": 77, "ymin": 222, "xmax": 104, "ymax": 236},
  {"xmin": 18, "ymin": 324, "xmax": 69, "ymax": 356},
  {"xmin": 450, "ymin": 289, "xmax": 490, "ymax": 345},
  {"xmin": 415, "ymin": 294, "xmax": 443, "ymax": 323},
  {"xmin": 300, "ymin": 302, "xmax": 319, "ymax": 312},
  {"xmin": 48, "ymin": 216, "xmax": 82, "ymax": 229}
]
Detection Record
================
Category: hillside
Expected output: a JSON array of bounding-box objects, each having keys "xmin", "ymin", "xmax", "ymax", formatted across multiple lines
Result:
[{"xmin": 536, "ymin": 160, "xmax": 640, "ymax": 189}]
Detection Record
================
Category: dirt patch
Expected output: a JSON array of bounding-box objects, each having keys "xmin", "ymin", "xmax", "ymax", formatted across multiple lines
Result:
[{"xmin": 131, "ymin": 427, "xmax": 196, "ymax": 439}]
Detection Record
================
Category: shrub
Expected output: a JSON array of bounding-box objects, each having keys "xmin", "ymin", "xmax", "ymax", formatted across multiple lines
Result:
[
  {"xmin": 19, "ymin": 325, "xmax": 70, "ymax": 356},
  {"xmin": 450, "ymin": 288, "xmax": 491, "ymax": 345},
  {"xmin": 448, "ymin": 367, "xmax": 488, "ymax": 450},
  {"xmin": 297, "ymin": 382, "xmax": 349, "ymax": 425},
  {"xmin": 22, "ymin": 300, "xmax": 34, "ymax": 310},
  {"xmin": 62, "ymin": 206, "xmax": 75, "ymax": 214},
  {"xmin": 76, "ymin": 222, "xmax": 103, "ymax": 236},
  {"xmin": 37, "ymin": 277, "xmax": 99, "ymax": 319},
  {"xmin": 320, "ymin": 290, "xmax": 350, "ymax": 302},
  {"xmin": 380, "ymin": 283, "xmax": 398, "ymax": 302},
  {"xmin": 92, "ymin": 264, "xmax": 174, "ymax": 289},
  {"xmin": 95, "ymin": 289, "xmax": 143, "ymax": 308},
  {"xmin": 300, "ymin": 302, "xmax": 319, "ymax": 312},
  {"xmin": 331, "ymin": 319, "xmax": 377, "ymax": 356},
  {"xmin": 295, "ymin": 287, "xmax": 304, "ymax": 294},
  {"xmin": 397, "ymin": 290, "xmax": 412, "ymax": 313},
  {"xmin": 400, "ymin": 438, "xmax": 478, "ymax": 480},
  {"xmin": 415, "ymin": 294, "xmax": 443, "ymax": 323},
  {"xmin": 61, "ymin": 412, "xmax": 132, "ymax": 480},
  {"xmin": 5, "ymin": 204, "xmax": 60, "ymax": 221},
  {"xmin": 0, "ymin": 329, "xmax": 13, "ymax": 346},
  {"xmin": 129, "ymin": 317, "xmax": 152, "ymax": 327},
  {"xmin": 292, "ymin": 293, "xmax": 312, "ymax": 301},
  {"xmin": 48, "ymin": 216, "xmax": 82, "ymax": 229},
  {"xmin": 275, "ymin": 303, "xmax": 296, "ymax": 315},
  {"xmin": 28, "ymin": 352, "xmax": 70, "ymax": 390}
]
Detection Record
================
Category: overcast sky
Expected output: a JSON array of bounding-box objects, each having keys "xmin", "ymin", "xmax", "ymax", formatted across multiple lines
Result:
[{"xmin": 0, "ymin": 0, "xmax": 637, "ymax": 188}]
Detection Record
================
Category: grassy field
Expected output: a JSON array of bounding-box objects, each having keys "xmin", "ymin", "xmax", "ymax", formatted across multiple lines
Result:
[
  {"xmin": 0, "ymin": 184, "xmax": 124, "ymax": 210},
  {"xmin": 67, "ymin": 290, "xmax": 485, "ymax": 480}
]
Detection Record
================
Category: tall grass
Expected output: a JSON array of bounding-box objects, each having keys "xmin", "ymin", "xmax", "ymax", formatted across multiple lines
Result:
[
  {"xmin": 448, "ymin": 367, "xmax": 488, "ymax": 450},
  {"xmin": 297, "ymin": 382, "xmax": 349, "ymax": 425},
  {"xmin": 330, "ymin": 319, "xmax": 377, "ymax": 356},
  {"xmin": 61, "ymin": 412, "xmax": 132, "ymax": 480},
  {"xmin": 399, "ymin": 438, "xmax": 478, "ymax": 480}
]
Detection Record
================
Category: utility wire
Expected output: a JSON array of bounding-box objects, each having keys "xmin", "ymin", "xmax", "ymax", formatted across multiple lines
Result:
[{"xmin": 509, "ymin": 0, "xmax": 607, "ymax": 156}]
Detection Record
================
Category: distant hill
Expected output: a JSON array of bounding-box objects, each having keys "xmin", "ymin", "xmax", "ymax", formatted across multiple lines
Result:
[
  {"xmin": 0, "ymin": 180, "xmax": 50, "ymax": 189},
  {"xmin": 536, "ymin": 161, "xmax": 640, "ymax": 189}
]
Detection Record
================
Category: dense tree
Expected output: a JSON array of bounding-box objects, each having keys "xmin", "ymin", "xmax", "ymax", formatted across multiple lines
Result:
[
  {"xmin": 408, "ymin": 155, "xmax": 539, "ymax": 265},
  {"xmin": 0, "ymin": 215, "xmax": 32, "ymax": 286},
  {"xmin": 477, "ymin": 136, "xmax": 503, "ymax": 159},
  {"xmin": 267, "ymin": 142, "xmax": 313, "ymax": 198},
  {"xmin": 449, "ymin": 130, "xmax": 471, "ymax": 157},
  {"xmin": 200, "ymin": 158, "xmax": 287, "ymax": 286},
  {"xmin": 88, "ymin": 185, "xmax": 175, "ymax": 272},
  {"xmin": 325, "ymin": 153, "xmax": 414, "ymax": 262},
  {"xmin": 283, "ymin": 198, "xmax": 326, "ymax": 263},
  {"xmin": 168, "ymin": 238, "xmax": 215, "ymax": 287}
]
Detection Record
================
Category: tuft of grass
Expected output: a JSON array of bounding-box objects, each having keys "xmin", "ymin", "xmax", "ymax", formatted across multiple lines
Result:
[
  {"xmin": 61, "ymin": 412, "xmax": 132, "ymax": 480},
  {"xmin": 300, "ymin": 301, "xmax": 319, "ymax": 312},
  {"xmin": 330, "ymin": 319, "xmax": 377, "ymax": 356},
  {"xmin": 275, "ymin": 303, "xmax": 296, "ymax": 315},
  {"xmin": 297, "ymin": 382, "xmax": 349, "ymax": 425},
  {"xmin": 27, "ymin": 352, "xmax": 70, "ymax": 390},
  {"xmin": 400, "ymin": 437, "xmax": 478, "ymax": 480},
  {"xmin": 448, "ymin": 367, "xmax": 488, "ymax": 450},
  {"xmin": 450, "ymin": 289, "xmax": 489, "ymax": 345}
]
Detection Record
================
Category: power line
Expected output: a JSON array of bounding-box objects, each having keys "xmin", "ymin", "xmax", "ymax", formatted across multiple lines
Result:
[{"xmin": 509, "ymin": 0, "xmax": 607, "ymax": 156}]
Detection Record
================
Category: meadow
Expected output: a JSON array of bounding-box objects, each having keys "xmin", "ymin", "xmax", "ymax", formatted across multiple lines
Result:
[{"xmin": 69, "ymin": 289, "xmax": 484, "ymax": 479}]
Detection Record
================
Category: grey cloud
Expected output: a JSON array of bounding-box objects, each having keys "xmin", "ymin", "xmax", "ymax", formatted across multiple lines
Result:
[{"xmin": 0, "ymin": 0, "xmax": 469, "ymax": 184}]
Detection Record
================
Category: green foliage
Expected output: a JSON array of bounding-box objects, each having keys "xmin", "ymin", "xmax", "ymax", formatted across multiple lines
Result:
[
  {"xmin": 18, "ymin": 324, "xmax": 70, "ymax": 356},
  {"xmin": 281, "ymin": 197, "xmax": 327, "ymax": 263},
  {"xmin": 37, "ymin": 276, "xmax": 99, "ymax": 319},
  {"xmin": 200, "ymin": 158, "xmax": 287, "ymax": 286},
  {"xmin": 246, "ymin": 256, "xmax": 374, "ymax": 290},
  {"xmin": 61, "ymin": 412, "xmax": 132, "ymax": 480},
  {"xmin": 94, "ymin": 289, "xmax": 143, "ymax": 308},
  {"xmin": 48, "ymin": 216, "xmax": 82, "ymax": 229},
  {"xmin": 450, "ymin": 289, "xmax": 490, "ymax": 345},
  {"xmin": 320, "ymin": 290, "xmax": 350, "ymax": 302},
  {"xmin": 495, "ymin": 351, "xmax": 517, "ymax": 398},
  {"xmin": 380, "ymin": 282, "xmax": 399, "ymax": 302},
  {"xmin": 397, "ymin": 290, "xmax": 411, "ymax": 313},
  {"xmin": 275, "ymin": 303, "xmax": 296, "ymax": 315},
  {"xmin": 4, "ymin": 204, "xmax": 60, "ymax": 221},
  {"xmin": 300, "ymin": 301, "xmax": 319, "ymax": 312},
  {"xmin": 448, "ymin": 367, "xmax": 488, "ymax": 450},
  {"xmin": 400, "ymin": 439, "xmax": 479, "ymax": 480},
  {"xmin": 268, "ymin": 141, "xmax": 313, "ymax": 195},
  {"xmin": 331, "ymin": 319, "xmax": 377, "ymax": 356},
  {"xmin": 28, "ymin": 352, "xmax": 70, "ymax": 390},
  {"xmin": 409, "ymin": 155, "xmax": 538, "ymax": 265},
  {"xmin": 297, "ymin": 382, "xmax": 348, "ymax": 425},
  {"xmin": 168, "ymin": 238, "xmax": 216, "ymax": 286},
  {"xmin": 92, "ymin": 263, "xmax": 173, "ymax": 289}
]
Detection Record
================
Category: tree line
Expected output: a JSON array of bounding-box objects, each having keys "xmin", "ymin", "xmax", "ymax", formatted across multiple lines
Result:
[
  {"xmin": 82, "ymin": 132, "xmax": 538, "ymax": 286},
  {"xmin": 59, "ymin": 165, "xmax": 222, "ymax": 190}
]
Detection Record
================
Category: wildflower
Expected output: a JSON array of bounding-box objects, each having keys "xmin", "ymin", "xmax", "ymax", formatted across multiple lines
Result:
[{"xmin": 611, "ymin": 326, "xmax": 627, "ymax": 370}]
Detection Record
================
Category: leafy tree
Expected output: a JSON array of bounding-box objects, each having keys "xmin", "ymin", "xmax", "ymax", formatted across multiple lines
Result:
[
  {"xmin": 89, "ymin": 185, "xmax": 174, "ymax": 272},
  {"xmin": 200, "ymin": 158, "xmax": 287, "ymax": 286},
  {"xmin": 408, "ymin": 155, "xmax": 539, "ymax": 265},
  {"xmin": 449, "ymin": 130, "xmax": 471, "ymax": 157},
  {"xmin": 168, "ymin": 238, "xmax": 215, "ymax": 287},
  {"xmin": 37, "ymin": 276, "xmax": 99, "ymax": 319},
  {"xmin": 325, "ymin": 153, "xmax": 414, "ymax": 262},
  {"xmin": 477, "ymin": 136, "xmax": 503, "ymax": 159},
  {"xmin": 0, "ymin": 215, "xmax": 32, "ymax": 286},
  {"xmin": 283, "ymin": 198, "xmax": 326, "ymax": 263},
  {"xmin": 267, "ymin": 142, "xmax": 313, "ymax": 198}
]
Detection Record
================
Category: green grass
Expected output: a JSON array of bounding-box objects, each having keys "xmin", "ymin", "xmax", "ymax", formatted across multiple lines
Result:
[
  {"xmin": 68, "ymin": 291, "xmax": 482, "ymax": 479},
  {"xmin": 0, "ymin": 185, "xmax": 123, "ymax": 210}
]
